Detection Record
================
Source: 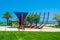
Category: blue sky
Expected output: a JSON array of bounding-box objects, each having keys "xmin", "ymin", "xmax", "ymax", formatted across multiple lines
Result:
[{"xmin": 0, "ymin": 0, "xmax": 60, "ymax": 22}]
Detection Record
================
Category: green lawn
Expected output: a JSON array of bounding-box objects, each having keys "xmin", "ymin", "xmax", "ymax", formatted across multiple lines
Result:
[
  {"xmin": 48, "ymin": 26, "xmax": 60, "ymax": 28},
  {"xmin": 53, "ymin": 26, "xmax": 60, "ymax": 28},
  {"xmin": 0, "ymin": 31, "xmax": 60, "ymax": 40},
  {"xmin": 0, "ymin": 24, "xmax": 7, "ymax": 26}
]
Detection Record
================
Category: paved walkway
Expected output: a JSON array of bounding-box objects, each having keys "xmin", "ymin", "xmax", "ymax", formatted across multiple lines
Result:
[{"xmin": 0, "ymin": 26, "xmax": 60, "ymax": 32}]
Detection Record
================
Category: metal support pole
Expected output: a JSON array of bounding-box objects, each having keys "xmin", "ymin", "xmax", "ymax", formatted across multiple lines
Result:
[
  {"xmin": 42, "ymin": 12, "xmax": 46, "ymax": 24},
  {"xmin": 46, "ymin": 12, "xmax": 49, "ymax": 24}
]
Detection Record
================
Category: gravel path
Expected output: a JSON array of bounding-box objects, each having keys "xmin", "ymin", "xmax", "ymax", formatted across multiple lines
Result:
[{"xmin": 0, "ymin": 26, "xmax": 60, "ymax": 32}]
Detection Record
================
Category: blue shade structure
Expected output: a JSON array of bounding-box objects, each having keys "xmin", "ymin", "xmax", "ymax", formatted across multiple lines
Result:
[{"xmin": 14, "ymin": 12, "xmax": 28, "ymax": 29}]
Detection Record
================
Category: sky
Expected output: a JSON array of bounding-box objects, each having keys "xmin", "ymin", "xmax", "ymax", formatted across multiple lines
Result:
[{"xmin": 0, "ymin": 0, "xmax": 60, "ymax": 22}]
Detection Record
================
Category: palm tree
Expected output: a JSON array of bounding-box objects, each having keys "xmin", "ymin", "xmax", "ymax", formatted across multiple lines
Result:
[
  {"xmin": 54, "ymin": 14, "xmax": 60, "ymax": 26},
  {"xmin": 3, "ymin": 12, "xmax": 12, "ymax": 25}
]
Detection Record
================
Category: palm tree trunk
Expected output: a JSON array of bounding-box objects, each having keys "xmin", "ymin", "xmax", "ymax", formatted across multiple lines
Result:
[
  {"xmin": 30, "ymin": 22, "xmax": 32, "ymax": 28},
  {"xmin": 7, "ymin": 18, "xmax": 9, "ymax": 26},
  {"xmin": 36, "ymin": 22, "xmax": 37, "ymax": 26},
  {"xmin": 58, "ymin": 22, "xmax": 60, "ymax": 26}
]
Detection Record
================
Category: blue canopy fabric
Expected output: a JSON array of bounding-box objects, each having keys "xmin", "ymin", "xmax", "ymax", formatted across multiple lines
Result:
[{"xmin": 14, "ymin": 12, "xmax": 28, "ymax": 20}]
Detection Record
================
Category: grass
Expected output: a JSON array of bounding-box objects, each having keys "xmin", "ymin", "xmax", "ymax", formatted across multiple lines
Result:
[
  {"xmin": 0, "ymin": 23, "xmax": 19, "ymax": 27},
  {"xmin": 0, "ymin": 31, "xmax": 60, "ymax": 40},
  {"xmin": 53, "ymin": 26, "xmax": 60, "ymax": 28},
  {"xmin": 48, "ymin": 26, "xmax": 60, "ymax": 28},
  {"xmin": 0, "ymin": 24, "xmax": 7, "ymax": 26}
]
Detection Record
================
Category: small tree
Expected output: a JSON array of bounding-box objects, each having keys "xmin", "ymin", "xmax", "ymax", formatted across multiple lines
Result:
[
  {"xmin": 26, "ymin": 13, "xmax": 40, "ymax": 27},
  {"xmin": 3, "ymin": 12, "xmax": 12, "ymax": 25},
  {"xmin": 26, "ymin": 14, "xmax": 34, "ymax": 25},
  {"xmin": 34, "ymin": 14, "xmax": 40, "ymax": 26}
]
